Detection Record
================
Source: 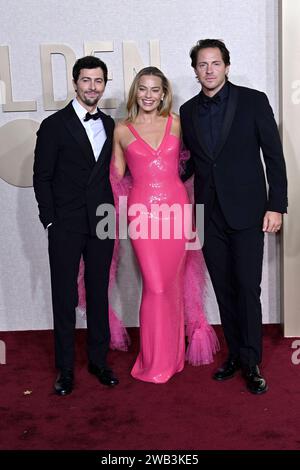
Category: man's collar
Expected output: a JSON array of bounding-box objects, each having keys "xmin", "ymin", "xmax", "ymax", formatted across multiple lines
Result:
[
  {"xmin": 199, "ymin": 81, "xmax": 229, "ymax": 105},
  {"xmin": 72, "ymin": 98, "xmax": 99, "ymax": 120}
]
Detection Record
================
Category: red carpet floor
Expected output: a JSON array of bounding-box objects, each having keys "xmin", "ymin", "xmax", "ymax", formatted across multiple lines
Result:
[{"xmin": 0, "ymin": 326, "xmax": 299, "ymax": 450}]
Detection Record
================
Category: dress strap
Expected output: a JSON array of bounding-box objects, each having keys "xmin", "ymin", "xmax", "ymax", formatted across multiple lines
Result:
[
  {"xmin": 126, "ymin": 122, "xmax": 140, "ymax": 140},
  {"xmin": 165, "ymin": 114, "xmax": 173, "ymax": 136}
]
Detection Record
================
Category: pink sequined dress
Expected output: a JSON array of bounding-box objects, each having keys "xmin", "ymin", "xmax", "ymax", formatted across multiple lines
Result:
[{"xmin": 125, "ymin": 115, "xmax": 198, "ymax": 383}]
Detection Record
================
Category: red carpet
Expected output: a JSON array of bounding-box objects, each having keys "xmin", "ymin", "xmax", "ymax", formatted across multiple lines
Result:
[{"xmin": 0, "ymin": 326, "xmax": 299, "ymax": 450}]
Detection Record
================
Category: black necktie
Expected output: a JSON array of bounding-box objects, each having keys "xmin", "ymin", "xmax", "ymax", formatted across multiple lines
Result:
[{"xmin": 84, "ymin": 111, "xmax": 101, "ymax": 122}]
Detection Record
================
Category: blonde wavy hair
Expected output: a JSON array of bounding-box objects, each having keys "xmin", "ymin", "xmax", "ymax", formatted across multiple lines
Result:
[{"xmin": 126, "ymin": 66, "xmax": 172, "ymax": 122}]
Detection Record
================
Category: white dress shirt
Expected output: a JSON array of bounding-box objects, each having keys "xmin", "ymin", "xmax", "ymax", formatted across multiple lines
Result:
[{"xmin": 72, "ymin": 98, "xmax": 107, "ymax": 161}]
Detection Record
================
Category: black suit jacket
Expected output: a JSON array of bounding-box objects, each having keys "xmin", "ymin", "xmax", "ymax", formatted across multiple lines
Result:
[
  {"xmin": 180, "ymin": 82, "xmax": 288, "ymax": 230},
  {"xmin": 33, "ymin": 102, "xmax": 115, "ymax": 236}
]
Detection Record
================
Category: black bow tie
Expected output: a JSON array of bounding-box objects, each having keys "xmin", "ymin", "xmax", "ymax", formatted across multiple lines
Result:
[
  {"xmin": 202, "ymin": 94, "xmax": 221, "ymax": 108},
  {"xmin": 84, "ymin": 111, "xmax": 101, "ymax": 122}
]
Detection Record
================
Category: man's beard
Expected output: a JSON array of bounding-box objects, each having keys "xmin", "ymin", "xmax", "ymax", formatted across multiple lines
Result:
[{"xmin": 82, "ymin": 95, "xmax": 99, "ymax": 106}]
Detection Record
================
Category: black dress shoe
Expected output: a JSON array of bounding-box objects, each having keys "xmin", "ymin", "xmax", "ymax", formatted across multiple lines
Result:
[
  {"xmin": 213, "ymin": 357, "xmax": 241, "ymax": 381},
  {"xmin": 242, "ymin": 365, "xmax": 268, "ymax": 394},
  {"xmin": 54, "ymin": 369, "xmax": 74, "ymax": 396},
  {"xmin": 88, "ymin": 363, "xmax": 119, "ymax": 387}
]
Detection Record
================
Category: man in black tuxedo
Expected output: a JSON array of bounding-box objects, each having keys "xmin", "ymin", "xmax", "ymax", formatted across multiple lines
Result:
[
  {"xmin": 33, "ymin": 56, "xmax": 118, "ymax": 395},
  {"xmin": 180, "ymin": 39, "xmax": 287, "ymax": 394}
]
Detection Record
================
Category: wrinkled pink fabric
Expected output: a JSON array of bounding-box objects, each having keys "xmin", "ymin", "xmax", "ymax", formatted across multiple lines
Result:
[
  {"xmin": 77, "ymin": 257, "xmax": 130, "ymax": 352},
  {"xmin": 77, "ymin": 115, "xmax": 219, "ymax": 378}
]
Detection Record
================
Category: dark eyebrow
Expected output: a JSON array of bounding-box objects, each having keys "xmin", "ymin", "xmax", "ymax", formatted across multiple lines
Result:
[{"xmin": 81, "ymin": 76, "xmax": 103, "ymax": 80}]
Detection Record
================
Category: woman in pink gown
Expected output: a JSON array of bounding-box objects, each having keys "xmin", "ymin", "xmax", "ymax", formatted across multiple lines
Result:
[{"xmin": 112, "ymin": 67, "xmax": 218, "ymax": 383}]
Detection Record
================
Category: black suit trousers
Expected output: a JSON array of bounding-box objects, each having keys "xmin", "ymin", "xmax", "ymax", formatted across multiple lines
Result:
[
  {"xmin": 202, "ymin": 198, "xmax": 264, "ymax": 366},
  {"xmin": 48, "ymin": 223, "xmax": 114, "ymax": 370}
]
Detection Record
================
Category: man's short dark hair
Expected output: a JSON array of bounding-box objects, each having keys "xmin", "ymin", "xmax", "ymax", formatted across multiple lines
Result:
[
  {"xmin": 72, "ymin": 56, "xmax": 108, "ymax": 84},
  {"xmin": 190, "ymin": 39, "xmax": 230, "ymax": 68}
]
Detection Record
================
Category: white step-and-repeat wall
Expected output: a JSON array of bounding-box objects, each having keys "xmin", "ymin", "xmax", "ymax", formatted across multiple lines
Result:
[{"xmin": 0, "ymin": 0, "xmax": 281, "ymax": 330}]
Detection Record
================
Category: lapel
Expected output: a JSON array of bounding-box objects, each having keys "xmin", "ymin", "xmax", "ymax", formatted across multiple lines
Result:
[
  {"xmin": 88, "ymin": 110, "xmax": 113, "ymax": 185},
  {"xmin": 192, "ymin": 94, "xmax": 212, "ymax": 159},
  {"xmin": 61, "ymin": 102, "xmax": 96, "ymax": 168},
  {"xmin": 61, "ymin": 103, "xmax": 113, "ymax": 184},
  {"xmin": 214, "ymin": 82, "xmax": 238, "ymax": 159}
]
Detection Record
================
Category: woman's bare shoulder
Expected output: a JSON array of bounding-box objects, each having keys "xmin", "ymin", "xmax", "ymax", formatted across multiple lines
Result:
[
  {"xmin": 171, "ymin": 112, "xmax": 180, "ymax": 122},
  {"xmin": 114, "ymin": 120, "xmax": 129, "ymax": 137},
  {"xmin": 170, "ymin": 112, "xmax": 181, "ymax": 134}
]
